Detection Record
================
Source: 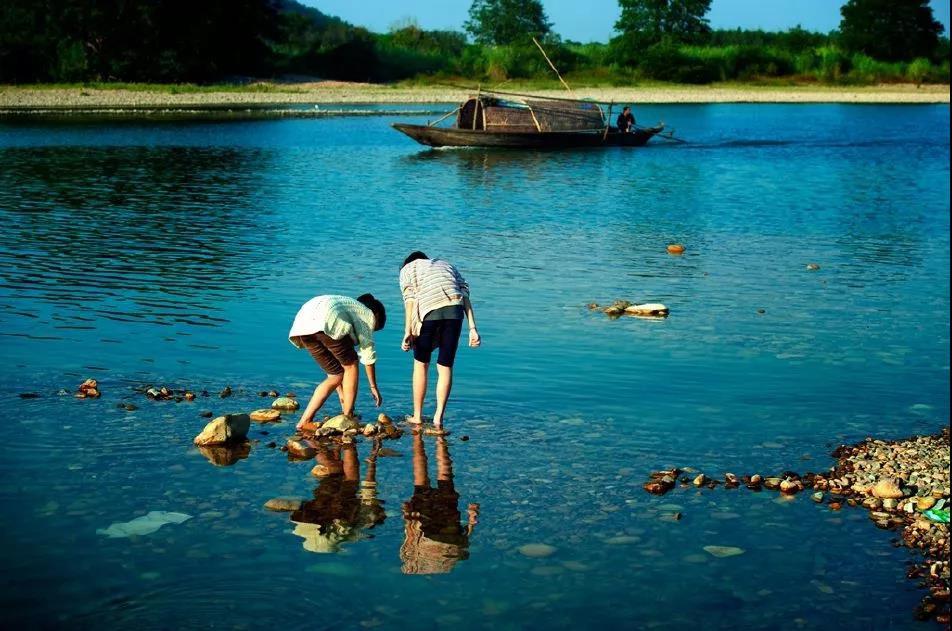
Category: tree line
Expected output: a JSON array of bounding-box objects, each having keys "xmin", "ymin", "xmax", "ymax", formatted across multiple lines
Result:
[{"xmin": 0, "ymin": 0, "xmax": 948, "ymax": 84}]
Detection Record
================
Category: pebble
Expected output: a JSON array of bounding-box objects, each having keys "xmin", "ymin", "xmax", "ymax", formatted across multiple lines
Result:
[
  {"xmin": 250, "ymin": 409, "xmax": 281, "ymax": 423},
  {"xmin": 263, "ymin": 498, "xmax": 303, "ymax": 512},
  {"xmin": 806, "ymin": 263, "xmax": 821, "ymax": 271},
  {"xmin": 219, "ymin": 386, "xmax": 232, "ymax": 398},
  {"xmin": 666, "ymin": 243, "xmax": 685, "ymax": 254}
]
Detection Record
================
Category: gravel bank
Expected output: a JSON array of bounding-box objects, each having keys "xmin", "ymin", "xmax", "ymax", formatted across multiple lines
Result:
[{"xmin": 1, "ymin": 82, "xmax": 949, "ymax": 110}]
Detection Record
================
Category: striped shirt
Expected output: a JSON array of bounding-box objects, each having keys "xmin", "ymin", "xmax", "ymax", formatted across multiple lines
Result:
[
  {"xmin": 288, "ymin": 295, "xmax": 377, "ymax": 365},
  {"xmin": 399, "ymin": 259, "xmax": 469, "ymax": 333}
]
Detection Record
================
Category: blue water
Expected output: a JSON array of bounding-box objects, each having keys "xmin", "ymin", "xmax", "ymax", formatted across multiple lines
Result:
[{"xmin": 0, "ymin": 104, "xmax": 949, "ymax": 629}]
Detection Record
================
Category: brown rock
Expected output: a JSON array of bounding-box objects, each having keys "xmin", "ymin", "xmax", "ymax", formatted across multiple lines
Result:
[
  {"xmin": 264, "ymin": 498, "xmax": 303, "ymax": 512},
  {"xmin": 872, "ymin": 478, "xmax": 904, "ymax": 499},
  {"xmin": 250, "ymin": 409, "xmax": 281, "ymax": 423},
  {"xmin": 286, "ymin": 438, "xmax": 317, "ymax": 459},
  {"xmin": 193, "ymin": 413, "xmax": 251, "ymax": 446}
]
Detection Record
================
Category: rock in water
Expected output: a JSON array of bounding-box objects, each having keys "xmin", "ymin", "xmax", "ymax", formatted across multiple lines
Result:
[
  {"xmin": 321, "ymin": 414, "xmax": 360, "ymax": 432},
  {"xmin": 806, "ymin": 263, "xmax": 821, "ymax": 271},
  {"xmin": 271, "ymin": 397, "xmax": 300, "ymax": 411},
  {"xmin": 97, "ymin": 511, "xmax": 191, "ymax": 538},
  {"xmin": 264, "ymin": 498, "xmax": 303, "ymax": 512},
  {"xmin": 193, "ymin": 413, "xmax": 251, "ymax": 446},
  {"xmin": 198, "ymin": 443, "xmax": 251, "ymax": 466},
  {"xmin": 624, "ymin": 303, "xmax": 669, "ymax": 317},
  {"xmin": 250, "ymin": 409, "xmax": 281, "ymax": 423},
  {"xmin": 872, "ymin": 478, "xmax": 904, "ymax": 499},
  {"xmin": 703, "ymin": 545, "xmax": 745, "ymax": 558},
  {"xmin": 667, "ymin": 244, "xmax": 686, "ymax": 255},
  {"xmin": 518, "ymin": 543, "xmax": 556, "ymax": 558},
  {"xmin": 286, "ymin": 437, "xmax": 317, "ymax": 459}
]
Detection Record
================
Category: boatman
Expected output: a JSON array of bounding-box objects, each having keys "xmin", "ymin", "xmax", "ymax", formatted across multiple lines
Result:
[
  {"xmin": 616, "ymin": 106, "xmax": 636, "ymax": 133},
  {"xmin": 399, "ymin": 252, "xmax": 480, "ymax": 434},
  {"xmin": 288, "ymin": 294, "xmax": 386, "ymax": 430}
]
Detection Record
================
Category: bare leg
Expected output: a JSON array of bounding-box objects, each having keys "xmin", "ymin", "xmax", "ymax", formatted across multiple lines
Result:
[
  {"xmin": 340, "ymin": 362, "xmax": 359, "ymax": 416},
  {"xmin": 432, "ymin": 364, "xmax": 453, "ymax": 428},
  {"xmin": 409, "ymin": 360, "xmax": 428, "ymax": 424},
  {"xmin": 298, "ymin": 373, "xmax": 343, "ymax": 428}
]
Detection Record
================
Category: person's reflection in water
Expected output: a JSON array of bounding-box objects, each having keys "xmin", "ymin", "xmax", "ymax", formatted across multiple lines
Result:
[
  {"xmin": 289, "ymin": 441, "xmax": 385, "ymax": 553},
  {"xmin": 400, "ymin": 432, "xmax": 479, "ymax": 574}
]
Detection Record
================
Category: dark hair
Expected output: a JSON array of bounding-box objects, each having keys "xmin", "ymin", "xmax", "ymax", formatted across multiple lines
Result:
[
  {"xmin": 622, "ymin": 106, "xmax": 631, "ymax": 112},
  {"xmin": 357, "ymin": 293, "xmax": 386, "ymax": 331},
  {"xmin": 401, "ymin": 251, "xmax": 428, "ymax": 270}
]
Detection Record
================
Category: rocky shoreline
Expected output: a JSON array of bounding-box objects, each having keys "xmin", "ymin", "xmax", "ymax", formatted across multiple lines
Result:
[
  {"xmin": 1, "ymin": 82, "xmax": 949, "ymax": 113},
  {"xmin": 643, "ymin": 427, "xmax": 951, "ymax": 626}
]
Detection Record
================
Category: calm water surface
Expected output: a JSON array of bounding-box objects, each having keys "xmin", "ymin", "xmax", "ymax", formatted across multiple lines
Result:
[{"xmin": 1, "ymin": 104, "xmax": 949, "ymax": 629}]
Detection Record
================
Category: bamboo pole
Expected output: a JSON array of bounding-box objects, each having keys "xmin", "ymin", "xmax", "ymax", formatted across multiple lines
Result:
[
  {"xmin": 427, "ymin": 106, "xmax": 461, "ymax": 128},
  {"xmin": 532, "ymin": 37, "xmax": 573, "ymax": 94},
  {"xmin": 470, "ymin": 84, "xmax": 480, "ymax": 130},
  {"xmin": 603, "ymin": 100, "xmax": 613, "ymax": 140}
]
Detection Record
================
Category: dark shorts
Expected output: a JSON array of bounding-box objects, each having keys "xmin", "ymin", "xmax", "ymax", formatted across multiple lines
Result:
[
  {"xmin": 413, "ymin": 318, "xmax": 463, "ymax": 368},
  {"xmin": 296, "ymin": 332, "xmax": 358, "ymax": 376}
]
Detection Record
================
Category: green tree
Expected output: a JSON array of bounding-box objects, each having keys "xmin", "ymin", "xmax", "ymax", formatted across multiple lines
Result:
[
  {"xmin": 614, "ymin": 0, "xmax": 712, "ymax": 52},
  {"xmin": 464, "ymin": 0, "xmax": 551, "ymax": 46},
  {"xmin": 839, "ymin": 0, "xmax": 944, "ymax": 61}
]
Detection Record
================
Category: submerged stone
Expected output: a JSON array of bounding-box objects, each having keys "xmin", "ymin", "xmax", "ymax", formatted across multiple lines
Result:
[
  {"xmin": 97, "ymin": 511, "xmax": 191, "ymax": 538},
  {"xmin": 703, "ymin": 545, "xmax": 745, "ymax": 558},
  {"xmin": 518, "ymin": 543, "xmax": 556, "ymax": 558},
  {"xmin": 264, "ymin": 498, "xmax": 303, "ymax": 512}
]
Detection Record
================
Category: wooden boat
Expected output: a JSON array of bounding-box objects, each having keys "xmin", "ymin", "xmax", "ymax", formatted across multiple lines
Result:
[{"xmin": 392, "ymin": 88, "xmax": 666, "ymax": 149}]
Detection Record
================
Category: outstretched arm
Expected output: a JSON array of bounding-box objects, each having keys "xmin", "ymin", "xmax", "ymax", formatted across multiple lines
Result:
[
  {"xmin": 364, "ymin": 362, "xmax": 382, "ymax": 407},
  {"xmin": 463, "ymin": 296, "xmax": 480, "ymax": 347}
]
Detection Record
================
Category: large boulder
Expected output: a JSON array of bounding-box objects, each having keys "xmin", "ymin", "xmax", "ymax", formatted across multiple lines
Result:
[{"xmin": 193, "ymin": 413, "xmax": 251, "ymax": 446}]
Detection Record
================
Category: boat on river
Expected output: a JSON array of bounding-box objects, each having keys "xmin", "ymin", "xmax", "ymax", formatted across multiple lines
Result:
[{"xmin": 392, "ymin": 87, "xmax": 667, "ymax": 149}]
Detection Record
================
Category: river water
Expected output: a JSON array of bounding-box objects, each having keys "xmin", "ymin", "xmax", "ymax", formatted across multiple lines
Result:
[{"xmin": 0, "ymin": 104, "xmax": 949, "ymax": 629}]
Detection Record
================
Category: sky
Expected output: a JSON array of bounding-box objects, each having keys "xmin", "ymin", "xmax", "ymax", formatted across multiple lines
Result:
[{"xmin": 308, "ymin": 0, "xmax": 951, "ymax": 43}]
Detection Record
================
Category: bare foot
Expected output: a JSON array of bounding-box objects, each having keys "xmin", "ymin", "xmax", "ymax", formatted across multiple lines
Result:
[
  {"xmin": 424, "ymin": 425, "xmax": 450, "ymax": 436},
  {"xmin": 405, "ymin": 415, "xmax": 424, "ymax": 425},
  {"xmin": 297, "ymin": 419, "xmax": 320, "ymax": 433}
]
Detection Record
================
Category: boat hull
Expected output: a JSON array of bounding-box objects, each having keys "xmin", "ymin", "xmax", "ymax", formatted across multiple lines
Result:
[{"xmin": 391, "ymin": 123, "xmax": 661, "ymax": 148}]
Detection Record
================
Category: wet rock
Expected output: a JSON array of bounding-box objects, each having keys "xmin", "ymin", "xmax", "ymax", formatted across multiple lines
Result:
[
  {"xmin": 703, "ymin": 545, "xmax": 745, "ymax": 558},
  {"xmin": 362, "ymin": 423, "xmax": 376, "ymax": 437},
  {"xmin": 746, "ymin": 474, "xmax": 763, "ymax": 490},
  {"xmin": 76, "ymin": 378, "xmax": 100, "ymax": 399},
  {"xmin": 193, "ymin": 413, "xmax": 251, "ymax": 446},
  {"xmin": 829, "ymin": 502, "xmax": 842, "ymax": 511},
  {"xmin": 872, "ymin": 478, "xmax": 904, "ymax": 499},
  {"xmin": 18, "ymin": 392, "xmax": 40, "ymax": 399},
  {"xmin": 117, "ymin": 402, "xmax": 138, "ymax": 412},
  {"xmin": 812, "ymin": 492, "xmax": 824, "ymax": 503},
  {"xmin": 780, "ymin": 479, "xmax": 801, "ymax": 494},
  {"xmin": 882, "ymin": 498, "xmax": 898, "ymax": 510},
  {"xmin": 250, "ymin": 409, "xmax": 281, "ymax": 423},
  {"xmin": 757, "ymin": 308, "xmax": 766, "ymax": 314},
  {"xmin": 184, "ymin": 392, "xmax": 196, "ymax": 401},
  {"xmin": 693, "ymin": 473, "xmax": 707, "ymax": 487},
  {"xmin": 285, "ymin": 392, "xmax": 296, "ymax": 398},
  {"xmin": 219, "ymin": 386, "xmax": 232, "ymax": 398},
  {"xmin": 666, "ymin": 244, "xmax": 685, "ymax": 255},
  {"xmin": 271, "ymin": 397, "xmax": 300, "ymax": 411},
  {"xmin": 917, "ymin": 497, "xmax": 937, "ymax": 511},
  {"xmin": 286, "ymin": 438, "xmax": 317, "ymax": 459},
  {"xmin": 377, "ymin": 413, "xmax": 393, "ymax": 425},
  {"xmin": 460, "ymin": 435, "xmax": 470, "ymax": 441},
  {"xmin": 264, "ymin": 498, "xmax": 303, "ymax": 512},
  {"xmin": 624, "ymin": 303, "xmax": 669, "ymax": 317},
  {"xmin": 724, "ymin": 473, "xmax": 739, "ymax": 488},
  {"xmin": 267, "ymin": 390, "xmax": 279, "ymax": 397},
  {"xmin": 266, "ymin": 441, "xmax": 276, "ymax": 448},
  {"xmin": 518, "ymin": 543, "xmax": 556, "ymax": 558},
  {"xmin": 199, "ymin": 410, "xmax": 213, "ymax": 418},
  {"xmin": 258, "ymin": 391, "xmax": 269, "ymax": 397},
  {"xmin": 586, "ymin": 302, "xmax": 600, "ymax": 310},
  {"xmin": 763, "ymin": 477, "xmax": 782, "ymax": 490},
  {"xmin": 322, "ymin": 414, "xmax": 360, "ymax": 433},
  {"xmin": 806, "ymin": 263, "xmax": 820, "ymax": 271}
]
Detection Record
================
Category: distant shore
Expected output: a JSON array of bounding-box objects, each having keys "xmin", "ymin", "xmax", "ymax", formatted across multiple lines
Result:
[{"xmin": 1, "ymin": 81, "xmax": 949, "ymax": 112}]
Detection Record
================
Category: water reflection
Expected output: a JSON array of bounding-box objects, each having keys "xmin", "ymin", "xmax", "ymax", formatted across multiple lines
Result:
[
  {"xmin": 197, "ymin": 442, "xmax": 251, "ymax": 466},
  {"xmin": 289, "ymin": 441, "xmax": 385, "ymax": 554},
  {"xmin": 0, "ymin": 146, "xmax": 275, "ymax": 329},
  {"xmin": 400, "ymin": 433, "xmax": 479, "ymax": 574}
]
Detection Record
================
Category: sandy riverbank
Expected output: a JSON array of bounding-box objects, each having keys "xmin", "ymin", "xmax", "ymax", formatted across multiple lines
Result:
[{"xmin": 1, "ymin": 82, "xmax": 949, "ymax": 110}]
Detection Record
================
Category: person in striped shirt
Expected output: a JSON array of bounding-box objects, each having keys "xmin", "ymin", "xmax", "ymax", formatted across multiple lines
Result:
[
  {"xmin": 399, "ymin": 252, "xmax": 481, "ymax": 432},
  {"xmin": 288, "ymin": 294, "xmax": 386, "ymax": 430}
]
